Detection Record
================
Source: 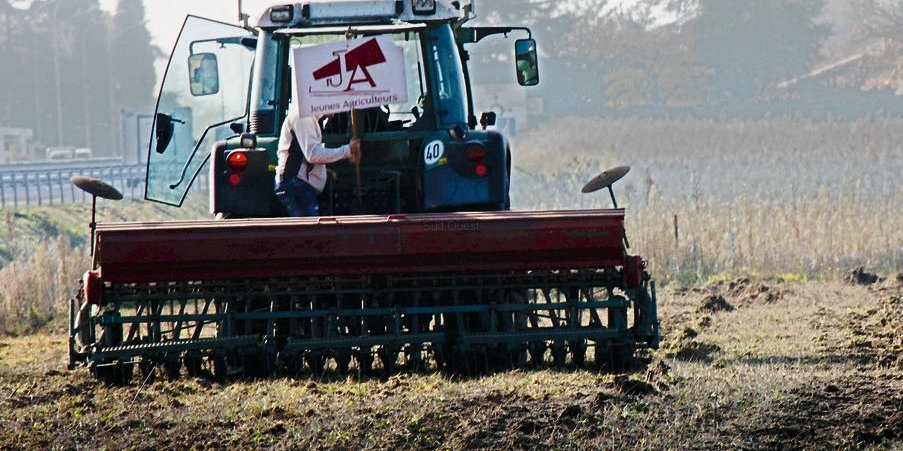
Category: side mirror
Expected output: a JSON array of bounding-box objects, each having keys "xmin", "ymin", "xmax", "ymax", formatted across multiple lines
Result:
[
  {"xmin": 188, "ymin": 53, "xmax": 220, "ymax": 96},
  {"xmin": 479, "ymin": 111, "xmax": 497, "ymax": 130},
  {"xmin": 514, "ymin": 39, "xmax": 539, "ymax": 87},
  {"xmin": 155, "ymin": 113, "xmax": 174, "ymax": 154}
]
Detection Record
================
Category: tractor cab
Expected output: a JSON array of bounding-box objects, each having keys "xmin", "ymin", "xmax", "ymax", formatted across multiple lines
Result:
[{"xmin": 146, "ymin": 0, "xmax": 538, "ymax": 217}]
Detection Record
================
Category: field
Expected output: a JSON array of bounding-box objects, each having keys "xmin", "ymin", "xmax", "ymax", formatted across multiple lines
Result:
[
  {"xmin": 2, "ymin": 278, "xmax": 900, "ymax": 449},
  {"xmin": 1, "ymin": 117, "xmax": 902, "ymax": 449}
]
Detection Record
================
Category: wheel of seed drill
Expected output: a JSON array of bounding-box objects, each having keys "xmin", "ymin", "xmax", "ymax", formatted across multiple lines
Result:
[
  {"xmin": 473, "ymin": 346, "xmax": 490, "ymax": 375},
  {"xmin": 404, "ymin": 345, "xmax": 420, "ymax": 372},
  {"xmin": 378, "ymin": 346, "xmax": 399, "ymax": 374},
  {"xmin": 442, "ymin": 344, "xmax": 467, "ymax": 375},
  {"xmin": 570, "ymin": 340, "xmax": 587, "ymax": 367},
  {"xmin": 306, "ymin": 352, "xmax": 326, "ymax": 374},
  {"xmin": 355, "ymin": 348, "xmax": 374, "ymax": 375},
  {"xmin": 510, "ymin": 345, "xmax": 528, "ymax": 368},
  {"xmin": 282, "ymin": 353, "xmax": 302, "ymax": 378},
  {"xmin": 430, "ymin": 344, "xmax": 445, "ymax": 370},
  {"xmin": 212, "ymin": 354, "xmax": 228, "ymax": 383},
  {"xmin": 335, "ymin": 350, "xmax": 352, "ymax": 374},
  {"xmin": 139, "ymin": 359, "xmax": 157, "ymax": 384},
  {"xmin": 97, "ymin": 361, "xmax": 133, "ymax": 387},
  {"xmin": 528, "ymin": 341, "xmax": 547, "ymax": 367},
  {"xmin": 184, "ymin": 352, "xmax": 203, "ymax": 378},
  {"xmin": 164, "ymin": 354, "xmax": 182, "ymax": 380},
  {"xmin": 551, "ymin": 342, "xmax": 568, "ymax": 368},
  {"xmin": 596, "ymin": 344, "xmax": 632, "ymax": 373}
]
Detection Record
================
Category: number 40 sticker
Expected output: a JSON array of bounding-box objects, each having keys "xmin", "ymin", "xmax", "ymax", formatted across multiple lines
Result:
[{"xmin": 424, "ymin": 140, "xmax": 445, "ymax": 166}]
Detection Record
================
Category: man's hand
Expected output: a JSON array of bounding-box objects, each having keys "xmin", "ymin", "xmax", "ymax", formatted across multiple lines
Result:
[{"xmin": 349, "ymin": 138, "xmax": 361, "ymax": 165}]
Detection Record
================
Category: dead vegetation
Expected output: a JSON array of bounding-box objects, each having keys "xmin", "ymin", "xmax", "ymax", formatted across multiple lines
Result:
[
  {"xmin": 512, "ymin": 116, "xmax": 903, "ymax": 281},
  {"xmin": 0, "ymin": 199, "xmax": 207, "ymax": 336}
]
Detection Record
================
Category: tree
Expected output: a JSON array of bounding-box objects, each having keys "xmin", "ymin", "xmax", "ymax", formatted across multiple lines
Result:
[
  {"xmin": 111, "ymin": 0, "xmax": 157, "ymax": 111},
  {"xmin": 850, "ymin": 0, "xmax": 903, "ymax": 40},
  {"xmin": 689, "ymin": 0, "xmax": 829, "ymax": 103},
  {"xmin": 598, "ymin": 25, "xmax": 712, "ymax": 109}
]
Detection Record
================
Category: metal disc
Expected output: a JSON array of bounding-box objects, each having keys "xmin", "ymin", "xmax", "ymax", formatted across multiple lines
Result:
[
  {"xmin": 70, "ymin": 176, "xmax": 123, "ymax": 200},
  {"xmin": 581, "ymin": 166, "xmax": 631, "ymax": 194}
]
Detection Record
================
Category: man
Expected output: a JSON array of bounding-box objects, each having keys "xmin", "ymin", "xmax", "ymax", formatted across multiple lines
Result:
[{"xmin": 275, "ymin": 107, "xmax": 361, "ymax": 217}]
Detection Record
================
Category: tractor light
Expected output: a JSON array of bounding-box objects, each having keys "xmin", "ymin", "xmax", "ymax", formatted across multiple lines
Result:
[
  {"xmin": 465, "ymin": 144, "xmax": 486, "ymax": 163},
  {"xmin": 303, "ymin": 1, "xmax": 401, "ymax": 20},
  {"xmin": 227, "ymin": 151, "xmax": 249, "ymax": 172},
  {"xmin": 270, "ymin": 5, "xmax": 294, "ymax": 22},
  {"xmin": 228, "ymin": 173, "xmax": 242, "ymax": 186},
  {"xmin": 412, "ymin": 0, "xmax": 437, "ymax": 15},
  {"xmin": 475, "ymin": 164, "xmax": 488, "ymax": 177}
]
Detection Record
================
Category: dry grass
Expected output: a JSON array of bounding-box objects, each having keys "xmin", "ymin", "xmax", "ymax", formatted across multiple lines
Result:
[
  {"xmin": 0, "ymin": 197, "xmax": 207, "ymax": 336},
  {"xmin": 0, "ymin": 236, "xmax": 87, "ymax": 336},
  {"xmin": 510, "ymin": 116, "xmax": 903, "ymax": 281}
]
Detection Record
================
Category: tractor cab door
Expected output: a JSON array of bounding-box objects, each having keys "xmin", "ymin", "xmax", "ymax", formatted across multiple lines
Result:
[{"xmin": 146, "ymin": 16, "xmax": 255, "ymax": 206}]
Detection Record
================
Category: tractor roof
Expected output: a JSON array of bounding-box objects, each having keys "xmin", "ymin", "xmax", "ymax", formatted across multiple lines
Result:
[{"xmin": 256, "ymin": 0, "xmax": 466, "ymax": 29}]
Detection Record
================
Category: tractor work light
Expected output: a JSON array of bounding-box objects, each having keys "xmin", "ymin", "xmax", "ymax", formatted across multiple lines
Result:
[
  {"xmin": 412, "ymin": 0, "xmax": 437, "ymax": 15},
  {"xmin": 227, "ymin": 151, "xmax": 249, "ymax": 172},
  {"xmin": 270, "ymin": 5, "xmax": 294, "ymax": 22},
  {"xmin": 302, "ymin": 0, "xmax": 402, "ymax": 21}
]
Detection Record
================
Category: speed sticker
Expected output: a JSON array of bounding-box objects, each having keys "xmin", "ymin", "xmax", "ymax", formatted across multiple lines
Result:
[{"xmin": 424, "ymin": 140, "xmax": 445, "ymax": 165}]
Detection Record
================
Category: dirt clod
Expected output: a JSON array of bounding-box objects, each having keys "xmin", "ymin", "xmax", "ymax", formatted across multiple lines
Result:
[
  {"xmin": 613, "ymin": 375, "xmax": 657, "ymax": 397},
  {"xmin": 698, "ymin": 295, "xmax": 734, "ymax": 313},
  {"xmin": 672, "ymin": 341, "xmax": 721, "ymax": 362},
  {"xmin": 267, "ymin": 422, "xmax": 287, "ymax": 436},
  {"xmin": 847, "ymin": 267, "xmax": 884, "ymax": 286}
]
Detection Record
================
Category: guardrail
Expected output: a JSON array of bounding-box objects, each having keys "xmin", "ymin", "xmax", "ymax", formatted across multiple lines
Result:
[{"xmin": 0, "ymin": 164, "xmax": 208, "ymax": 208}]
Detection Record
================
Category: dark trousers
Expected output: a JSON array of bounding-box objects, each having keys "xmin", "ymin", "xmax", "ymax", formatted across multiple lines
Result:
[{"xmin": 275, "ymin": 177, "xmax": 320, "ymax": 217}]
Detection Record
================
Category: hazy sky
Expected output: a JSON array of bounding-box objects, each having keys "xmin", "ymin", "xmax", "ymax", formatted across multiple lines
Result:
[
  {"xmin": 95, "ymin": 0, "xmax": 854, "ymax": 85},
  {"xmin": 98, "ymin": 0, "xmax": 273, "ymax": 51}
]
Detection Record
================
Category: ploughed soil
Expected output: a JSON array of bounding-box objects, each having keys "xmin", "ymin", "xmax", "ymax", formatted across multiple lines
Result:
[{"xmin": 1, "ymin": 278, "xmax": 901, "ymax": 450}]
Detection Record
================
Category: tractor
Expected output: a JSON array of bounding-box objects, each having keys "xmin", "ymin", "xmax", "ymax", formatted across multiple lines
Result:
[{"xmin": 68, "ymin": 0, "xmax": 659, "ymax": 385}]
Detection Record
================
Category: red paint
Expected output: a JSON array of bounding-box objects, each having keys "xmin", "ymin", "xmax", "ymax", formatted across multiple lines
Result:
[
  {"xmin": 93, "ymin": 210, "xmax": 632, "ymax": 284},
  {"xmin": 624, "ymin": 255, "xmax": 646, "ymax": 288},
  {"xmin": 82, "ymin": 270, "xmax": 103, "ymax": 305}
]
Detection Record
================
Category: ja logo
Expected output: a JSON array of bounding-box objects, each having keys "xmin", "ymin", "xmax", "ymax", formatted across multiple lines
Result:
[{"xmin": 311, "ymin": 38, "xmax": 387, "ymax": 94}]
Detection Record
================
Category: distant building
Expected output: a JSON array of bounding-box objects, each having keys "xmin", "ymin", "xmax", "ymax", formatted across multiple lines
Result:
[{"xmin": 0, "ymin": 127, "xmax": 36, "ymax": 163}]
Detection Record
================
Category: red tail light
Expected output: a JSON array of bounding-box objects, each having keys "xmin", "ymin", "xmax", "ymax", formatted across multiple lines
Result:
[
  {"xmin": 475, "ymin": 164, "xmax": 488, "ymax": 177},
  {"xmin": 228, "ymin": 173, "xmax": 242, "ymax": 186},
  {"xmin": 227, "ymin": 151, "xmax": 249, "ymax": 172},
  {"xmin": 465, "ymin": 145, "xmax": 486, "ymax": 163}
]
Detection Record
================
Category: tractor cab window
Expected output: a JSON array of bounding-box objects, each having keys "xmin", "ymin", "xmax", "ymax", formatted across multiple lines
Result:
[
  {"xmin": 425, "ymin": 26, "xmax": 467, "ymax": 127},
  {"xmin": 289, "ymin": 31, "xmax": 427, "ymax": 132},
  {"xmin": 146, "ymin": 16, "xmax": 254, "ymax": 206}
]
